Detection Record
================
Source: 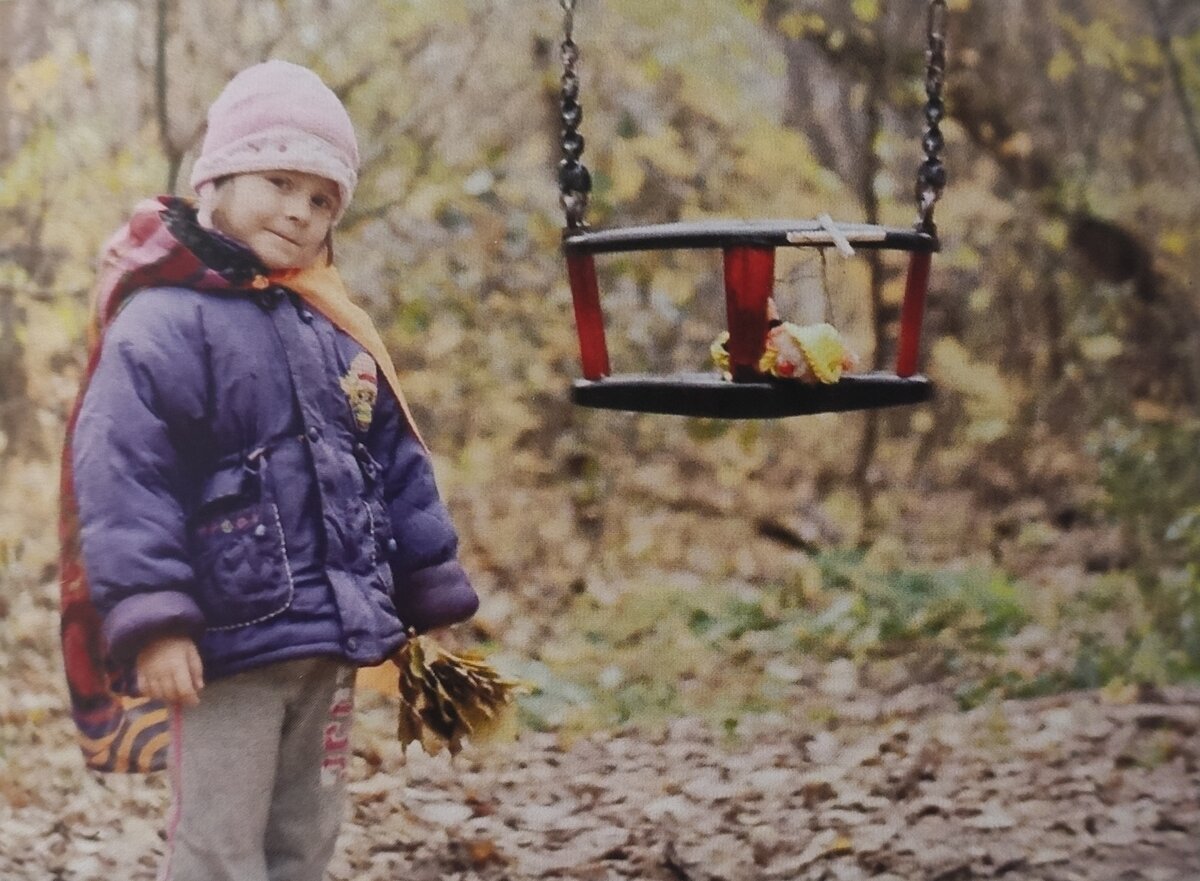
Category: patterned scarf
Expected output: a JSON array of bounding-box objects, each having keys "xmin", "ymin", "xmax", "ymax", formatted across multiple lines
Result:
[{"xmin": 60, "ymin": 197, "xmax": 423, "ymax": 772}]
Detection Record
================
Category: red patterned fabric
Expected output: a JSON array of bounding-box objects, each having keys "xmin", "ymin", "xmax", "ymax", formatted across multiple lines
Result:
[{"xmin": 60, "ymin": 199, "xmax": 217, "ymax": 772}]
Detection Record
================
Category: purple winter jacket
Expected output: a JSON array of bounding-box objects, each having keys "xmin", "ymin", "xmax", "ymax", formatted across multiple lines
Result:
[{"xmin": 72, "ymin": 260, "xmax": 477, "ymax": 681}]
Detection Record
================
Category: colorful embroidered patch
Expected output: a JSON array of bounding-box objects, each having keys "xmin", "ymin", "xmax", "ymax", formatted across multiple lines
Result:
[{"xmin": 340, "ymin": 352, "xmax": 378, "ymax": 432}]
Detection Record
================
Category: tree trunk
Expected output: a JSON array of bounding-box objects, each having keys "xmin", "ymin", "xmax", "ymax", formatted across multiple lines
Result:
[{"xmin": 0, "ymin": 1, "xmax": 44, "ymax": 460}]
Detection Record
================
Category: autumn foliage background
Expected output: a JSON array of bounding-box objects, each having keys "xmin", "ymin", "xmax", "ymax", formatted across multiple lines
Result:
[{"xmin": 1, "ymin": 0, "xmax": 1199, "ymax": 734}]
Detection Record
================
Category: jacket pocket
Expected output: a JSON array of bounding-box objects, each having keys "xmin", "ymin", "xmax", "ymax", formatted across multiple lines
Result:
[
  {"xmin": 189, "ymin": 458, "xmax": 294, "ymax": 631},
  {"xmin": 354, "ymin": 444, "xmax": 396, "ymax": 570}
]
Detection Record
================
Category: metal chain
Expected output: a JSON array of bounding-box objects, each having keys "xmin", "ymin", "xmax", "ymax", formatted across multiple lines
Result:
[
  {"xmin": 558, "ymin": 0, "xmax": 943, "ymax": 233},
  {"xmin": 915, "ymin": 0, "xmax": 948, "ymax": 235},
  {"xmin": 558, "ymin": 0, "xmax": 591, "ymax": 229}
]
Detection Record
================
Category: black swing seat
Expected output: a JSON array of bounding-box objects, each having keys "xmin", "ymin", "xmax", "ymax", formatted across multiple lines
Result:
[
  {"xmin": 571, "ymin": 371, "xmax": 933, "ymax": 420},
  {"xmin": 562, "ymin": 219, "xmax": 939, "ymax": 255}
]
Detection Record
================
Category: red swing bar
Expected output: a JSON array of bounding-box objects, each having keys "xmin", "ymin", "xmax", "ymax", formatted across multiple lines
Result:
[
  {"xmin": 896, "ymin": 251, "xmax": 932, "ymax": 378},
  {"xmin": 723, "ymin": 246, "xmax": 775, "ymax": 382},
  {"xmin": 566, "ymin": 252, "xmax": 609, "ymax": 380}
]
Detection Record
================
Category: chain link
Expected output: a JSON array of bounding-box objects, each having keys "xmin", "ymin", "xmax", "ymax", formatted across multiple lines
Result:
[
  {"xmin": 559, "ymin": 0, "xmax": 576, "ymax": 37},
  {"xmin": 558, "ymin": 0, "xmax": 591, "ymax": 229},
  {"xmin": 916, "ymin": 0, "xmax": 948, "ymax": 235}
]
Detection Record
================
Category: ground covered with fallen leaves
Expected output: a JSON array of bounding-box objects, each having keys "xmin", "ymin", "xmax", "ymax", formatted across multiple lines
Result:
[{"xmin": 3, "ymin": 655, "xmax": 1198, "ymax": 881}]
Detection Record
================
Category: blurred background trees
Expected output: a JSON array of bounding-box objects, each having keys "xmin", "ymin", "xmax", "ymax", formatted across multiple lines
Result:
[{"xmin": 1, "ymin": 0, "xmax": 1198, "ymax": 720}]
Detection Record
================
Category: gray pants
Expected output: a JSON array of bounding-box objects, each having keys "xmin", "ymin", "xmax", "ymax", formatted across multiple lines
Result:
[{"xmin": 159, "ymin": 657, "xmax": 356, "ymax": 881}]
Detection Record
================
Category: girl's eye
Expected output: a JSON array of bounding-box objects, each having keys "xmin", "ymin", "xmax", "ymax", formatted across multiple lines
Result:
[{"xmin": 312, "ymin": 195, "xmax": 331, "ymax": 210}]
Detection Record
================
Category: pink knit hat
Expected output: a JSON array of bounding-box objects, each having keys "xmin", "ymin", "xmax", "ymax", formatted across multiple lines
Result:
[{"xmin": 190, "ymin": 60, "xmax": 359, "ymax": 222}]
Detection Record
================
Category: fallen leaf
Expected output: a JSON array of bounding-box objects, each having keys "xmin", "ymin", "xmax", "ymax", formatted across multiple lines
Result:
[
  {"xmin": 968, "ymin": 804, "xmax": 1017, "ymax": 830},
  {"xmin": 411, "ymin": 801, "xmax": 474, "ymax": 827},
  {"xmin": 793, "ymin": 829, "xmax": 854, "ymax": 868},
  {"xmin": 466, "ymin": 837, "xmax": 505, "ymax": 868}
]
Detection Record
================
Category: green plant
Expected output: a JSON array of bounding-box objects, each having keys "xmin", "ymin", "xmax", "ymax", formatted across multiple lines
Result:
[
  {"xmin": 808, "ymin": 551, "xmax": 1031, "ymax": 658},
  {"xmin": 1094, "ymin": 419, "xmax": 1200, "ymax": 678},
  {"xmin": 511, "ymin": 556, "xmax": 1044, "ymax": 732},
  {"xmin": 1096, "ymin": 419, "xmax": 1200, "ymax": 564}
]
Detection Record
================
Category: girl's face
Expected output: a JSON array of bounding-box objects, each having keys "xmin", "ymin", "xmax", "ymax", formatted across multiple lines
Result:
[{"xmin": 206, "ymin": 171, "xmax": 340, "ymax": 271}]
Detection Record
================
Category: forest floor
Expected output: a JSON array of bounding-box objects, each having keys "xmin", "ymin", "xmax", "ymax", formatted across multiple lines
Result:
[{"xmin": 2, "ymin": 623, "xmax": 1198, "ymax": 881}]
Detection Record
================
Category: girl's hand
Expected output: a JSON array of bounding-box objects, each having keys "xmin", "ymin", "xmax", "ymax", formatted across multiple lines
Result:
[{"xmin": 136, "ymin": 635, "xmax": 205, "ymax": 706}]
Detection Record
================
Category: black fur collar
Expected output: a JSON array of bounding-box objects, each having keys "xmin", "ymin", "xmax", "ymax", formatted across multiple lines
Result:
[{"xmin": 161, "ymin": 198, "xmax": 268, "ymax": 287}]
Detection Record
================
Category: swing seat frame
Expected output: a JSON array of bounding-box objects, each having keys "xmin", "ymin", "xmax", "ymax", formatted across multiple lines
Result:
[
  {"xmin": 571, "ymin": 371, "xmax": 933, "ymax": 420},
  {"xmin": 562, "ymin": 219, "xmax": 938, "ymax": 420},
  {"xmin": 562, "ymin": 219, "xmax": 937, "ymax": 256},
  {"xmin": 553, "ymin": 0, "xmax": 949, "ymax": 419}
]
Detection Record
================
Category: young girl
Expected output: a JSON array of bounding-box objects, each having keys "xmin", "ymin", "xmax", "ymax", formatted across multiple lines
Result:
[{"xmin": 60, "ymin": 60, "xmax": 478, "ymax": 881}]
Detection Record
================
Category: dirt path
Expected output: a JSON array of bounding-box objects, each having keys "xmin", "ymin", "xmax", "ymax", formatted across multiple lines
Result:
[{"xmin": 2, "ymin": 683, "xmax": 1197, "ymax": 881}]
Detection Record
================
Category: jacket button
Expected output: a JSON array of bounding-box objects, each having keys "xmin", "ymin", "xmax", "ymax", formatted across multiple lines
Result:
[
  {"xmin": 386, "ymin": 538, "xmax": 398, "ymax": 554},
  {"xmin": 254, "ymin": 524, "xmax": 267, "ymax": 537},
  {"xmin": 299, "ymin": 309, "xmax": 314, "ymax": 323},
  {"xmin": 307, "ymin": 426, "xmax": 321, "ymax": 442},
  {"xmin": 346, "ymin": 637, "xmax": 359, "ymax": 652}
]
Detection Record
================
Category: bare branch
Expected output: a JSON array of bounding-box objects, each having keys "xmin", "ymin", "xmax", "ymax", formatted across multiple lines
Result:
[
  {"xmin": 155, "ymin": 0, "xmax": 182, "ymax": 193},
  {"xmin": 1148, "ymin": 0, "xmax": 1200, "ymax": 170}
]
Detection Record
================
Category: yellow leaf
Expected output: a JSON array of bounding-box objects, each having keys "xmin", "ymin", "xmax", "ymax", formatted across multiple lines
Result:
[
  {"xmin": 654, "ymin": 267, "xmax": 696, "ymax": 307},
  {"xmin": 634, "ymin": 130, "xmax": 697, "ymax": 180},
  {"xmin": 968, "ymin": 287, "xmax": 993, "ymax": 313},
  {"xmin": 390, "ymin": 637, "xmax": 527, "ymax": 756},
  {"xmin": 999, "ymin": 132, "xmax": 1034, "ymax": 160},
  {"xmin": 1080, "ymin": 334, "xmax": 1122, "ymax": 362},
  {"xmin": 8, "ymin": 56, "xmax": 63, "ymax": 113},
  {"xmin": 776, "ymin": 12, "xmax": 826, "ymax": 39},
  {"xmin": 609, "ymin": 138, "xmax": 646, "ymax": 204},
  {"xmin": 734, "ymin": 122, "xmax": 823, "ymax": 192},
  {"xmin": 1099, "ymin": 676, "xmax": 1138, "ymax": 705},
  {"xmin": 930, "ymin": 338, "xmax": 1018, "ymax": 441},
  {"xmin": 1161, "ymin": 230, "xmax": 1188, "ymax": 258},
  {"xmin": 828, "ymin": 834, "xmax": 854, "ymax": 855},
  {"xmin": 851, "ymin": 0, "xmax": 880, "ymax": 23},
  {"xmin": 1039, "ymin": 219, "xmax": 1069, "ymax": 250},
  {"xmin": 1047, "ymin": 50, "xmax": 1076, "ymax": 83}
]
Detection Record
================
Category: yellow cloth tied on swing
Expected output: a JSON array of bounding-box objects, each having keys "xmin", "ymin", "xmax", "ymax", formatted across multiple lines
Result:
[
  {"xmin": 711, "ymin": 332, "xmax": 734, "ymax": 378},
  {"xmin": 782, "ymin": 322, "xmax": 853, "ymax": 384},
  {"xmin": 711, "ymin": 322, "xmax": 857, "ymax": 384}
]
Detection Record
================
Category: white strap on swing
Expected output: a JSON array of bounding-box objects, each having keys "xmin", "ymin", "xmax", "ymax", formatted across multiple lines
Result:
[
  {"xmin": 817, "ymin": 214, "xmax": 855, "ymax": 257},
  {"xmin": 784, "ymin": 215, "xmax": 858, "ymax": 257}
]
